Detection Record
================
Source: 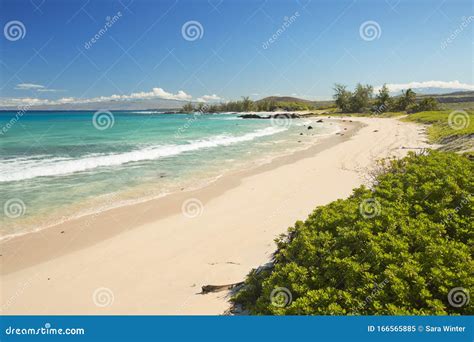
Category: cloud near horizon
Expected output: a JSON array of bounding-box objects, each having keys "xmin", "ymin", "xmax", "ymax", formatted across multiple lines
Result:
[
  {"xmin": 15, "ymin": 83, "xmax": 63, "ymax": 93},
  {"xmin": 376, "ymin": 80, "xmax": 474, "ymax": 93},
  {"xmin": 1, "ymin": 86, "xmax": 222, "ymax": 107},
  {"xmin": 196, "ymin": 94, "xmax": 222, "ymax": 102}
]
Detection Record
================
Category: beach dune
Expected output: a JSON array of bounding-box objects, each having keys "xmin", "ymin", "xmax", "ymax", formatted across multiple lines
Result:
[{"xmin": 0, "ymin": 117, "xmax": 427, "ymax": 315}]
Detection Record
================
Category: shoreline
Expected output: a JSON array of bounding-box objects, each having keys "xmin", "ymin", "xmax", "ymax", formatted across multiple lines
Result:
[
  {"xmin": 0, "ymin": 118, "xmax": 354, "ymax": 273},
  {"xmin": 0, "ymin": 115, "xmax": 333, "ymax": 242},
  {"xmin": 0, "ymin": 117, "xmax": 428, "ymax": 315}
]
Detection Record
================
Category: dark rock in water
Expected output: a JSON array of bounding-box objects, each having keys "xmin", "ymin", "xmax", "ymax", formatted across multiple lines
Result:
[
  {"xmin": 307, "ymin": 126, "xmax": 313, "ymax": 130},
  {"xmin": 344, "ymin": 128, "xmax": 347, "ymax": 130},
  {"xmin": 239, "ymin": 113, "xmax": 301, "ymax": 120},
  {"xmin": 238, "ymin": 114, "xmax": 268, "ymax": 119},
  {"xmin": 373, "ymin": 130, "xmax": 379, "ymax": 132},
  {"xmin": 298, "ymin": 140, "xmax": 301, "ymax": 143},
  {"xmin": 273, "ymin": 113, "xmax": 301, "ymax": 119},
  {"xmin": 299, "ymin": 133, "xmax": 303, "ymax": 135},
  {"xmin": 316, "ymin": 119, "xmax": 323, "ymax": 123}
]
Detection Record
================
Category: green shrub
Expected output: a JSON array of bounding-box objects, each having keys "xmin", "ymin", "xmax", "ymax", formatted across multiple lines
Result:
[{"xmin": 233, "ymin": 151, "xmax": 473, "ymax": 315}]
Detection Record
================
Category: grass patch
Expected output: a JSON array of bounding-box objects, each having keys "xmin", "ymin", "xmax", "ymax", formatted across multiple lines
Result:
[{"xmin": 403, "ymin": 110, "xmax": 474, "ymax": 143}]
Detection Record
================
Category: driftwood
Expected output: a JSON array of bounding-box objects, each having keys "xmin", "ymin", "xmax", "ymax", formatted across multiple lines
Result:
[{"xmin": 200, "ymin": 282, "xmax": 244, "ymax": 294}]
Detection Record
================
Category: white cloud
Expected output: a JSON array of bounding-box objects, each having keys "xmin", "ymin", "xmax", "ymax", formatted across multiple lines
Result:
[
  {"xmin": 124, "ymin": 87, "xmax": 192, "ymax": 101},
  {"xmin": 196, "ymin": 94, "xmax": 222, "ymax": 102},
  {"xmin": 37, "ymin": 88, "xmax": 63, "ymax": 93},
  {"xmin": 15, "ymin": 83, "xmax": 63, "ymax": 93},
  {"xmin": 376, "ymin": 80, "xmax": 474, "ymax": 93},
  {"xmin": 0, "ymin": 87, "xmax": 211, "ymax": 107},
  {"xmin": 15, "ymin": 83, "xmax": 45, "ymax": 90}
]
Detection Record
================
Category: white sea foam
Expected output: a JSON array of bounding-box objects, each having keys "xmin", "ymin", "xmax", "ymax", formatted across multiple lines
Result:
[{"xmin": 0, "ymin": 126, "xmax": 286, "ymax": 182}]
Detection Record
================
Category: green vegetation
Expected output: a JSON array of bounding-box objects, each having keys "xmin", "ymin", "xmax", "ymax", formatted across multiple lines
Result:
[
  {"xmin": 180, "ymin": 96, "xmax": 314, "ymax": 113},
  {"xmin": 233, "ymin": 151, "xmax": 473, "ymax": 315},
  {"xmin": 333, "ymin": 83, "xmax": 439, "ymax": 114},
  {"xmin": 404, "ymin": 110, "xmax": 474, "ymax": 143},
  {"xmin": 333, "ymin": 83, "xmax": 374, "ymax": 113}
]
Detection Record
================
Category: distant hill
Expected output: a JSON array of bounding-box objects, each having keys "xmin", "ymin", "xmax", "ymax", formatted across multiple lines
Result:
[
  {"xmin": 257, "ymin": 96, "xmax": 314, "ymax": 103},
  {"xmin": 420, "ymin": 90, "xmax": 474, "ymax": 104},
  {"xmin": 257, "ymin": 96, "xmax": 335, "ymax": 109}
]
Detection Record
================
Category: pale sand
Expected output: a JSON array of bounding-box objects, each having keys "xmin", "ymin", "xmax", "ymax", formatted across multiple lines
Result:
[{"xmin": 0, "ymin": 117, "xmax": 428, "ymax": 315}]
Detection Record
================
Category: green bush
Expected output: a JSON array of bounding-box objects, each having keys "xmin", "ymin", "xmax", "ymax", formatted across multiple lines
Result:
[{"xmin": 233, "ymin": 151, "xmax": 473, "ymax": 315}]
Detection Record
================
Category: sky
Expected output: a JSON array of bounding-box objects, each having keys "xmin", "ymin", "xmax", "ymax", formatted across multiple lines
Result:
[{"xmin": 0, "ymin": 0, "xmax": 473, "ymax": 108}]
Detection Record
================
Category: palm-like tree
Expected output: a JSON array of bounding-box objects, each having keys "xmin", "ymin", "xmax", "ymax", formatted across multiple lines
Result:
[{"xmin": 397, "ymin": 88, "xmax": 417, "ymax": 111}]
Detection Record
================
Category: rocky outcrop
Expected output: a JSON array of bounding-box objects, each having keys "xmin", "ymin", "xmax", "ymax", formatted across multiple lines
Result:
[{"xmin": 238, "ymin": 113, "xmax": 301, "ymax": 119}]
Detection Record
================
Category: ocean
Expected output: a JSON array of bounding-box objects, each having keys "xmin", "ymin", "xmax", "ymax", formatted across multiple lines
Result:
[{"xmin": 0, "ymin": 111, "xmax": 337, "ymax": 239}]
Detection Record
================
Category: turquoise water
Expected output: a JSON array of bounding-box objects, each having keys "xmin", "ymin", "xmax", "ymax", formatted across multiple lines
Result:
[{"xmin": 0, "ymin": 111, "xmax": 337, "ymax": 238}]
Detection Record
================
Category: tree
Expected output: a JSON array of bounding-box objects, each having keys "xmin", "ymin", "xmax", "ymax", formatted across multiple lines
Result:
[
  {"xmin": 414, "ymin": 97, "xmax": 439, "ymax": 112},
  {"xmin": 349, "ymin": 83, "xmax": 373, "ymax": 112},
  {"xmin": 241, "ymin": 96, "xmax": 254, "ymax": 112},
  {"xmin": 333, "ymin": 84, "xmax": 352, "ymax": 112},
  {"xmin": 396, "ymin": 88, "xmax": 417, "ymax": 111},
  {"xmin": 374, "ymin": 84, "xmax": 392, "ymax": 114},
  {"xmin": 233, "ymin": 151, "xmax": 473, "ymax": 315},
  {"xmin": 181, "ymin": 102, "xmax": 194, "ymax": 113}
]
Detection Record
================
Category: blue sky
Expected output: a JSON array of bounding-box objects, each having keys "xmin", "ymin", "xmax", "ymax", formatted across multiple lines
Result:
[{"xmin": 0, "ymin": 0, "xmax": 472, "ymax": 107}]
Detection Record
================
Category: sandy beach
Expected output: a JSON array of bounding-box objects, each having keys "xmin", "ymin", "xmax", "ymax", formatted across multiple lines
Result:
[{"xmin": 0, "ymin": 116, "xmax": 428, "ymax": 315}]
